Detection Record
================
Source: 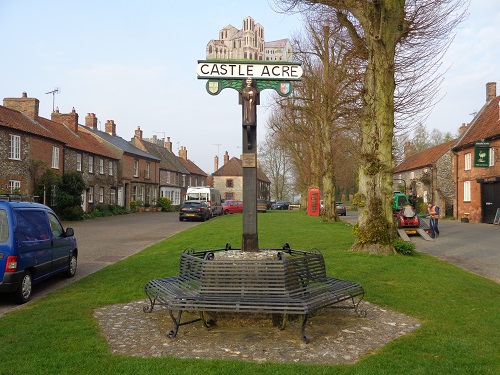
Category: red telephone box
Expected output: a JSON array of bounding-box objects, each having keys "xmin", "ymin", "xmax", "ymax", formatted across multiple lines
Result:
[{"xmin": 307, "ymin": 187, "xmax": 321, "ymax": 216}]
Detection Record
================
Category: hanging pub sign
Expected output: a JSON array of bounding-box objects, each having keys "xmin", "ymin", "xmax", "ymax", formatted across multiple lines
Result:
[{"xmin": 474, "ymin": 141, "xmax": 490, "ymax": 167}]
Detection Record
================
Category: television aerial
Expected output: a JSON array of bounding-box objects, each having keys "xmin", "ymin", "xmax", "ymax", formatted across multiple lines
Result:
[{"xmin": 45, "ymin": 87, "xmax": 60, "ymax": 113}]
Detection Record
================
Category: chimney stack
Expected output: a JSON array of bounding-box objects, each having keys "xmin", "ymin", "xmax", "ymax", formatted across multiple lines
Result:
[
  {"xmin": 459, "ymin": 123, "xmax": 468, "ymax": 136},
  {"xmin": 179, "ymin": 146, "xmax": 188, "ymax": 160},
  {"xmin": 105, "ymin": 120, "xmax": 116, "ymax": 136},
  {"xmin": 85, "ymin": 113, "xmax": 98, "ymax": 129},
  {"xmin": 403, "ymin": 141, "xmax": 417, "ymax": 160},
  {"xmin": 224, "ymin": 151, "xmax": 229, "ymax": 165},
  {"xmin": 134, "ymin": 126, "xmax": 143, "ymax": 140},
  {"xmin": 214, "ymin": 155, "xmax": 219, "ymax": 172},
  {"xmin": 486, "ymin": 82, "xmax": 496, "ymax": 102},
  {"xmin": 3, "ymin": 92, "xmax": 40, "ymax": 119},
  {"xmin": 51, "ymin": 107, "xmax": 79, "ymax": 133},
  {"xmin": 165, "ymin": 136, "xmax": 172, "ymax": 151}
]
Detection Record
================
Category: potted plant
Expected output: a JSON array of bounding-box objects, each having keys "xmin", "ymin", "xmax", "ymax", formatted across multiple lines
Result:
[
  {"xmin": 129, "ymin": 200, "xmax": 138, "ymax": 213},
  {"xmin": 144, "ymin": 203, "xmax": 151, "ymax": 212},
  {"xmin": 137, "ymin": 200, "xmax": 144, "ymax": 212}
]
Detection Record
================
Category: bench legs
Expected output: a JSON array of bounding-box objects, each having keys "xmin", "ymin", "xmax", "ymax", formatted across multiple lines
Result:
[{"xmin": 167, "ymin": 310, "xmax": 216, "ymax": 338}]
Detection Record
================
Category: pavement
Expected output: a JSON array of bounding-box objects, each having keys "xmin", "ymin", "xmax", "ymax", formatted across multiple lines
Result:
[{"xmin": 344, "ymin": 214, "xmax": 500, "ymax": 283}]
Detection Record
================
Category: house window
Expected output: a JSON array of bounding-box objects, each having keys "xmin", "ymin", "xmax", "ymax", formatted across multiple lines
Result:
[
  {"xmin": 9, "ymin": 180, "xmax": 20, "ymax": 193},
  {"xmin": 89, "ymin": 156, "xmax": 94, "ymax": 173},
  {"xmin": 9, "ymin": 134, "xmax": 21, "ymax": 160},
  {"xmin": 134, "ymin": 160, "xmax": 139, "ymax": 177},
  {"xmin": 182, "ymin": 175, "xmax": 186, "ymax": 187},
  {"xmin": 489, "ymin": 147, "xmax": 495, "ymax": 167},
  {"xmin": 132, "ymin": 186, "xmax": 137, "ymax": 201},
  {"xmin": 108, "ymin": 161, "xmax": 113, "ymax": 176},
  {"xmin": 146, "ymin": 162, "xmax": 150, "ymax": 179},
  {"xmin": 226, "ymin": 179, "xmax": 234, "ymax": 188},
  {"xmin": 88, "ymin": 187, "xmax": 94, "ymax": 203},
  {"xmin": 463, "ymin": 181, "xmax": 471, "ymax": 202},
  {"xmin": 465, "ymin": 153, "xmax": 471, "ymax": 171},
  {"xmin": 110, "ymin": 188, "xmax": 116, "ymax": 204},
  {"xmin": 99, "ymin": 187, "xmax": 104, "ymax": 203},
  {"xmin": 52, "ymin": 146, "xmax": 60, "ymax": 169},
  {"xmin": 166, "ymin": 171, "xmax": 171, "ymax": 184},
  {"xmin": 410, "ymin": 171, "xmax": 415, "ymax": 180},
  {"xmin": 76, "ymin": 154, "xmax": 82, "ymax": 171},
  {"xmin": 225, "ymin": 193, "xmax": 234, "ymax": 200},
  {"xmin": 99, "ymin": 159, "xmax": 104, "ymax": 174}
]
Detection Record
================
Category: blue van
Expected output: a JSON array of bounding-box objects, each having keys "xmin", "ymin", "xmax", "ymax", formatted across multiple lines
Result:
[{"xmin": 0, "ymin": 196, "xmax": 77, "ymax": 303}]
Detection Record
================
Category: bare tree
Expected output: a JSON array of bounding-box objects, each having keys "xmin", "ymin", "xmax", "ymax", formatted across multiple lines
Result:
[
  {"xmin": 276, "ymin": 0, "xmax": 468, "ymax": 254},
  {"xmin": 259, "ymin": 128, "xmax": 294, "ymax": 201},
  {"xmin": 267, "ymin": 17, "xmax": 363, "ymax": 221}
]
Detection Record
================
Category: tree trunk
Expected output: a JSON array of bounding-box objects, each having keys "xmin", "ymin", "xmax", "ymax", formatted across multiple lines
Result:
[{"xmin": 351, "ymin": 1, "xmax": 405, "ymax": 255}]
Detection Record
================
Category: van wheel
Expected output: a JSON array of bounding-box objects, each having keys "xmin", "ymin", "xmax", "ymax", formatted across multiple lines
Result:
[
  {"xmin": 66, "ymin": 253, "xmax": 77, "ymax": 278},
  {"xmin": 15, "ymin": 271, "xmax": 33, "ymax": 304}
]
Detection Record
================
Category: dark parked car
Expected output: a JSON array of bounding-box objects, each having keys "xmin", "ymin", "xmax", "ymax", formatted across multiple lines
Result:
[
  {"xmin": 336, "ymin": 202, "xmax": 347, "ymax": 216},
  {"xmin": 179, "ymin": 200, "xmax": 211, "ymax": 222},
  {"xmin": 0, "ymin": 195, "xmax": 78, "ymax": 304},
  {"xmin": 271, "ymin": 201, "xmax": 291, "ymax": 210},
  {"xmin": 221, "ymin": 200, "xmax": 243, "ymax": 215}
]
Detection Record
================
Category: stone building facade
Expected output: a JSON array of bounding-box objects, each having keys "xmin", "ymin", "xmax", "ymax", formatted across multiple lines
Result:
[{"xmin": 393, "ymin": 140, "xmax": 456, "ymax": 216}]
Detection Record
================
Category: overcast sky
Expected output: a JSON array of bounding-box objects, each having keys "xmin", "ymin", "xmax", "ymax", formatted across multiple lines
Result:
[{"xmin": 1, "ymin": 0, "xmax": 499, "ymax": 174}]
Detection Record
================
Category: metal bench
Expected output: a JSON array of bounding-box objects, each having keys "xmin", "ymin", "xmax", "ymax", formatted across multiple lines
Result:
[{"xmin": 144, "ymin": 244, "xmax": 365, "ymax": 343}]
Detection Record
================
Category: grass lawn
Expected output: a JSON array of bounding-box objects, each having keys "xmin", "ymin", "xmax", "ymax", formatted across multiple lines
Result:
[{"xmin": 0, "ymin": 211, "xmax": 498, "ymax": 374}]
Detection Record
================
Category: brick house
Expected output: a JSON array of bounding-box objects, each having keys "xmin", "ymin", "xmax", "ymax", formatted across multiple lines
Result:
[
  {"xmin": 452, "ymin": 82, "xmax": 500, "ymax": 223},
  {"xmin": 212, "ymin": 152, "xmax": 270, "ymax": 201},
  {"xmin": 1, "ymin": 94, "xmax": 65, "ymax": 197},
  {"xmin": 46, "ymin": 109, "xmax": 119, "ymax": 210},
  {"xmin": 84, "ymin": 119, "xmax": 160, "ymax": 210},
  {"xmin": 130, "ymin": 128, "xmax": 189, "ymax": 206},
  {"xmin": 1, "ymin": 93, "xmax": 119, "ymax": 210},
  {"xmin": 393, "ymin": 139, "xmax": 456, "ymax": 216}
]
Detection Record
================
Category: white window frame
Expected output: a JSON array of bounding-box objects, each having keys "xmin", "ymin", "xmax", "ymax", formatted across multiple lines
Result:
[
  {"xmin": 88, "ymin": 187, "xmax": 94, "ymax": 203},
  {"xmin": 489, "ymin": 147, "xmax": 495, "ymax": 167},
  {"xmin": 76, "ymin": 153, "xmax": 82, "ymax": 171},
  {"xmin": 463, "ymin": 180, "xmax": 471, "ymax": 202},
  {"xmin": 89, "ymin": 156, "xmax": 94, "ymax": 173},
  {"xmin": 9, "ymin": 180, "xmax": 21, "ymax": 193},
  {"xmin": 166, "ymin": 171, "xmax": 171, "ymax": 184},
  {"xmin": 146, "ymin": 162, "xmax": 150, "ymax": 179},
  {"xmin": 110, "ymin": 188, "xmax": 116, "ymax": 204},
  {"xmin": 108, "ymin": 161, "xmax": 113, "ymax": 176},
  {"xmin": 134, "ymin": 160, "xmax": 139, "ymax": 177},
  {"xmin": 465, "ymin": 153, "xmax": 471, "ymax": 171},
  {"xmin": 9, "ymin": 134, "xmax": 21, "ymax": 160},
  {"xmin": 410, "ymin": 171, "xmax": 415, "ymax": 180},
  {"xmin": 99, "ymin": 187, "xmax": 104, "ymax": 203},
  {"xmin": 99, "ymin": 159, "xmax": 104, "ymax": 174},
  {"xmin": 52, "ymin": 146, "xmax": 60, "ymax": 169}
]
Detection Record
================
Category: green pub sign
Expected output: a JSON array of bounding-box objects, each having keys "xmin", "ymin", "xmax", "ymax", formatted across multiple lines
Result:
[{"xmin": 474, "ymin": 142, "xmax": 490, "ymax": 167}]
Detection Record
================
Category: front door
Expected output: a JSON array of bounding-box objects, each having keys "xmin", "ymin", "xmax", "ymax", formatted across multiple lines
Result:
[{"xmin": 481, "ymin": 182, "xmax": 500, "ymax": 223}]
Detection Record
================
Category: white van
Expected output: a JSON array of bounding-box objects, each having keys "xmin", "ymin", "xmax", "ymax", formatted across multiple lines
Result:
[{"xmin": 185, "ymin": 187, "xmax": 222, "ymax": 217}]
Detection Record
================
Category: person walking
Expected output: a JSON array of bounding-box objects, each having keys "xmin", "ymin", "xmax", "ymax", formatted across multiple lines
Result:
[{"xmin": 427, "ymin": 202, "xmax": 440, "ymax": 238}]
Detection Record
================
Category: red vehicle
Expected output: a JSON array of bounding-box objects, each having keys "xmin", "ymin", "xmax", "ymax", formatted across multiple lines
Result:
[{"xmin": 222, "ymin": 200, "xmax": 243, "ymax": 215}]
